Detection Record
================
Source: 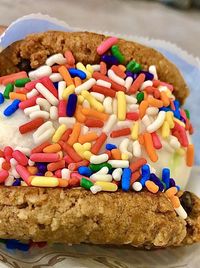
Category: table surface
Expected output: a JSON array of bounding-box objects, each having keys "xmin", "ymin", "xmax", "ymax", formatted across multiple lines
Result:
[{"xmin": 0, "ymin": 0, "xmax": 199, "ymax": 57}]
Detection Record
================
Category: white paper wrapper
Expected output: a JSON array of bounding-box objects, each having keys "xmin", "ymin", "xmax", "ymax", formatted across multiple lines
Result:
[{"xmin": 0, "ymin": 14, "xmax": 200, "ymax": 268}]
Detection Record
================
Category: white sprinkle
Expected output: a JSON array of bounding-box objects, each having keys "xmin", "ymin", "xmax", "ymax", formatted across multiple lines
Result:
[
  {"xmin": 132, "ymin": 181, "xmax": 142, "ymax": 191},
  {"xmin": 119, "ymin": 138, "xmax": 132, "ymax": 159},
  {"xmin": 46, "ymin": 53, "xmax": 66, "ymax": 66},
  {"xmin": 10, "ymin": 167, "xmax": 20, "ymax": 178},
  {"xmin": 75, "ymin": 78, "xmax": 96, "ymax": 94},
  {"xmin": 149, "ymin": 65, "xmax": 158, "ymax": 80},
  {"xmin": 112, "ymin": 98, "xmax": 118, "ymax": 115},
  {"xmin": 117, "ymin": 121, "xmax": 131, "ymax": 129},
  {"xmin": 161, "ymin": 139, "xmax": 175, "ymax": 153},
  {"xmin": 33, "ymin": 121, "xmax": 53, "ymax": 139},
  {"xmin": 26, "ymin": 88, "xmax": 39, "ymax": 99},
  {"xmin": 107, "ymin": 160, "xmax": 129, "ymax": 168},
  {"xmin": 49, "ymin": 73, "xmax": 63, "ymax": 82},
  {"xmin": 124, "ymin": 76, "xmax": 133, "ymax": 91},
  {"xmin": 102, "ymin": 114, "xmax": 117, "ymax": 134},
  {"xmin": 103, "ymin": 97, "xmax": 113, "ymax": 114},
  {"xmin": 132, "ymin": 140, "xmax": 141, "ymax": 157},
  {"xmin": 146, "ymin": 107, "xmax": 159, "ymax": 116},
  {"xmin": 140, "ymin": 80, "xmax": 153, "ymax": 91},
  {"xmin": 90, "ymin": 185, "xmax": 102, "ymax": 194},
  {"xmin": 127, "ymin": 104, "xmax": 139, "ymax": 112},
  {"xmin": 93, "ymin": 167, "xmax": 109, "ymax": 175},
  {"xmin": 36, "ymin": 83, "xmax": 59, "ymax": 106},
  {"xmin": 126, "ymin": 95, "xmax": 137, "ymax": 104},
  {"xmin": 90, "ymin": 174, "xmax": 112, "ymax": 182},
  {"xmin": 82, "ymin": 99, "xmax": 90, "ymax": 108},
  {"xmin": 90, "ymin": 92, "xmax": 105, "ymax": 102},
  {"xmin": 50, "ymin": 106, "xmax": 58, "ymax": 120},
  {"xmin": 175, "ymin": 205, "xmax": 187, "ymax": 220},
  {"xmin": 82, "ymin": 126, "xmax": 89, "ymax": 135},
  {"xmin": 10, "ymin": 158, "xmax": 18, "ymax": 167},
  {"xmin": 147, "ymin": 111, "xmax": 166, "ymax": 133},
  {"xmin": 142, "ymin": 114, "xmax": 152, "ymax": 128},
  {"xmin": 34, "ymin": 128, "xmax": 55, "ymax": 145},
  {"xmin": 91, "ymin": 64, "xmax": 100, "ymax": 72},
  {"xmin": 36, "ymin": 98, "xmax": 51, "ymax": 112},
  {"xmin": 24, "ymin": 105, "xmax": 40, "ymax": 116},
  {"xmin": 108, "ymin": 69, "xmax": 125, "ymax": 86},
  {"xmin": 58, "ymin": 81, "xmax": 66, "ymax": 100},
  {"xmin": 90, "ymin": 153, "xmax": 109, "ymax": 164},
  {"xmin": 4, "ymin": 175, "xmax": 14, "ymax": 186},
  {"xmin": 28, "ymin": 159, "xmax": 35, "ymax": 167},
  {"xmin": 29, "ymin": 66, "xmax": 52, "ymax": 80},
  {"xmin": 96, "ymin": 79, "xmax": 111, "ymax": 88},
  {"xmin": 29, "ymin": 111, "xmax": 49, "ymax": 120},
  {"xmin": 61, "ymin": 168, "xmax": 71, "ymax": 179},
  {"xmin": 59, "ymin": 117, "xmax": 76, "ymax": 126},
  {"xmin": 112, "ymin": 168, "xmax": 122, "ymax": 181}
]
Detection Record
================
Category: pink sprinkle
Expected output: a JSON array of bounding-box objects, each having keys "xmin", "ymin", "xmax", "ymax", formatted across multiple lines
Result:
[
  {"xmin": 173, "ymin": 122, "xmax": 189, "ymax": 147},
  {"xmin": 97, "ymin": 37, "xmax": 118, "ymax": 55},
  {"xmin": 41, "ymin": 76, "xmax": 58, "ymax": 98},
  {"xmin": 58, "ymin": 100, "xmax": 67, "ymax": 117},
  {"xmin": 25, "ymin": 78, "xmax": 42, "ymax": 91},
  {"xmin": 151, "ymin": 132, "xmax": 162, "ymax": 149},
  {"xmin": 19, "ymin": 94, "xmax": 42, "ymax": 110},
  {"xmin": 16, "ymin": 165, "xmax": 31, "ymax": 185},
  {"xmin": 160, "ymin": 82, "xmax": 173, "ymax": 92},
  {"xmin": 12, "ymin": 150, "xmax": 28, "ymax": 166},
  {"xmin": 30, "ymin": 153, "xmax": 60, "ymax": 162},
  {"xmin": 4, "ymin": 146, "xmax": 13, "ymax": 162},
  {"xmin": 71, "ymin": 172, "xmax": 94, "ymax": 183},
  {"xmin": 0, "ymin": 170, "xmax": 9, "ymax": 183},
  {"xmin": 54, "ymin": 169, "xmax": 62, "ymax": 178}
]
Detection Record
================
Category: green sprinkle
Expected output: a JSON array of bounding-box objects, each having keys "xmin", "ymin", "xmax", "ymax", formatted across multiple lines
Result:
[
  {"xmin": 15, "ymin": 78, "xmax": 31, "ymax": 87},
  {"xmin": 126, "ymin": 60, "xmax": 141, "ymax": 73},
  {"xmin": 184, "ymin": 109, "xmax": 190, "ymax": 119},
  {"xmin": 3, "ymin": 83, "xmax": 14, "ymax": 99},
  {"xmin": 136, "ymin": 92, "xmax": 144, "ymax": 103},
  {"xmin": 80, "ymin": 177, "xmax": 94, "ymax": 190},
  {"xmin": 111, "ymin": 45, "xmax": 125, "ymax": 64},
  {"xmin": 89, "ymin": 163, "xmax": 112, "ymax": 172}
]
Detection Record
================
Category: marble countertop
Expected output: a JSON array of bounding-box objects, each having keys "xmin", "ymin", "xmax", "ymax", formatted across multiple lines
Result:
[{"xmin": 0, "ymin": 0, "xmax": 199, "ymax": 57}]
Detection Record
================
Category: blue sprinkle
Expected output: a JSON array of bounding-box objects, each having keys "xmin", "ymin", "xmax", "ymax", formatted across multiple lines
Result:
[
  {"xmin": 17, "ymin": 242, "xmax": 30, "ymax": 251},
  {"xmin": 125, "ymin": 71, "xmax": 138, "ymax": 80},
  {"xmin": 53, "ymin": 82, "xmax": 59, "ymax": 89},
  {"xmin": 12, "ymin": 179, "xmax": 21, "ymax": 186},
  {"xmin": 6, "ymin": 239, "xmax": 18, "ymax": 250},
  {"xmin": 68, "ymin": 68, "xmax": 87, "ymax": 80},
  {"xmin": 121, "ymin": 168, "xmax": 131, "ymax": 191},
  {"xmin": 105, "ymin": 143, "xmax": 117, "ymax": 150},
  {"xmin": 176, "ymin": 185, "xmax": 181, "ymax": 191},
  {"xmin": 173, "ymin": 100, "xmax": 181, "ymax": 119},
  {"xmin": 78, "ymin": 166, "xmax": 92, "ymax": 177},
  {"xmin": 162, "ymin": 168, "xmax": 170, "ymax": 189},
  {"xmin": 170, "ymin": 178, "xmax": 176, "ymax": 187},
  {"xmin": 174, "ymin": 100, "xmax": 180, "ymax": 109},
  {"xmin": 140, "ymin": 71, "xmax": 154, "ymax": 81},
  {"xmin": 150, "ymin": 173, "xmax": 164, "ymax": 192},
  {"xmin": 3, "ymin": 99, "xmax": 21, "ymax": 117},
  {"xmin": 0, "ymin": 93, "xmax": 4, "ymax": 104},
  {"xmin": 101, "ymin": 55, "xmax": 119, "ymax": 66},
  {"xmin": 67, "ymin": 94, "xmax": 77, "ymax": 117},
  {"xmin": 159, "ymin": 107, "xmax": 172, "ymax": 112},
  {"xmin": 140, "ymin": 164, "xmax": 150, "ymax": 186}
]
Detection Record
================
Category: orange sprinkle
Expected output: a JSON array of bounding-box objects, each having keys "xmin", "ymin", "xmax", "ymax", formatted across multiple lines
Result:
[
  {"xmin": 78, "ymin": 132, "xmax": 98, "ymax": 144},
  {"xmin": 2, "ymin": 161, "xmax": 11, "ymax": 171},
  {"xmin": 64, "ymin": 50, "xmax": 75, "ymax": 66},
  {"xmin": 27, "ymin": 166, "xmax": 38, "ymax": 175},
  {"xmin": 130, "ymin": 171, "xmax": 141, "ymax": 184},
  {"xmin": 45, "ymin": 171, "xmax": 54, "ymax": 177},
  {"xmin": 15, "ymin": 88, "xmax": 29, "ymax": 94},
  {"xmin": 170, "ymin": 195, "xmax": 181, "ymax": 209},
  {"xmin": 160, "ymin": 91, "xmax": 170, "ymax": 107},
  {"xmin": 145, "ymin": 180, "xmax": 159, "ymax": 193},
  {"xmin": 143, "ymin": 91, "xmax": 148, "ymax": 100},
  {"xmin": 138, "ymin": 134, "xmax": 144, "ymax": 145},
  {"xmin": 130, "ymin": 158, "xmax": 147, "ymax": 172},
  {"xmin": 143, "ymin": 132, "xmax": 158, "ymax": 162},
  {"xmin": 100, "ymin": 61, "xmax": 107, "ymax": 75},
  {"xmin": 58, "ymin": 66, "xmax": 74, "ymax": 86},
  {"xmin": 91, "ymin": 132, "xmax": 107, "ymax": 154},
  {"xmin": 75, "ymin": 105, "xmax": 86, "ymax": 123},
  {"xmin": 110, "ymin": 128, "xmax": 131, "ymax": 138},
  {"xmin": 144, "ymin": 86, "xmax": 154, "ymax": 94},
  {"xmin": 58, "ymin": 178, "xmax": 69, "ymax": 187},
  {"xmin": 74, "ymin": 77, "xmax": 82, "ymax": 87},
  {"xmin": 68, "ymin": 123, "xmax": 81, "ymax": 146},
  {"xmin": 153, "ymin": 80, "xmax": 160, "ymax": 87},
  {"xmin": 31, "ymin": 141, "xmax": 51, "ymax": 154},
  {"xmin": 186, "ymin": 144, "xmax": 194, "ymax": 167},
  {"xmin": 128, "ymin": 73, "xmax": 145, "ymax": 94},
  {"xmin": 61, "ymin": 128, "xmax": 72, "ymax": 142},
  {"xmin": 0, "ymin": 150, "xmax": 4, "ymax": 157},
  {"xmin": 139, "ymin": 100, "xmax": 149, "ymax": 118},
  {"xmin": 0, "ymin": 71, "xmax": 27, "ymax": 85},
  {"xmin": 9, "ymin": 92, "xmax": 27, "ymax": 101},
  {"xmin": 85, "ymin": 118, "xmax": 104, "ymax": 128},
  {"xmin": 148, "ymin": 97, "xmax": 163, "ymax": 108},
  {"xmin": 68, "ymin": 160, "xmax": 89, "ymax": 171},
  {"xmin": 111, "ymin": 148, "xmax": 121, "ymax": 160},
  {"xmin": 118, "ymin": 64, "xmax": 126, "ymax": 72},
  {"xmin": 82, "ymin": 108, "xmax": 109, "ymax": 121},
  {"xmin": 59, "ymin": 141, "xmax": 82, "ymax": 163},
  {"xmin": 43, "ymin": 143, "xmax": 62, "ymax": 153},
  {"xmin": 153, "ymin": 88, "xmax": 161, "ymax": 99},
  {"xmin": 111, "ymin": 65, "xmax": 126, "ymax": 79},
  {"xmin": 165, "ymin": 187, "xmax": 178, "ymax": 198},
  {"xmin": 47, "ymin": 160, "xmax": 65, "ymax": 172}
]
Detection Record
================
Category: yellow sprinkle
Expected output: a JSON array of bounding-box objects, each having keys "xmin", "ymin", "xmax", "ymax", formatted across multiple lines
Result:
[
  {"xmin": 81, "ymin": 90, "xmax": 104, "ymax": 112},
  {"xmin": 62, "ymin": 84, "xmax": 75, "ymax": 100},
  {"xmin": 78, "ymin": 95, "xmax": 84, "ymax": 104},
  {"xmin": 21, "ymin": 181, "xmax": 28, "ymax": 187},
  {"xmin": 165, "ymin": 89, "xmax": 172, "ymax": 97},
  {"xmin": 117, "ymin": 91, "xmax": 126, "ymax": 121},
  {"xmin": 166, "ymin": 111, "xmax": 175, "ymax": 129},
  {"xmin": 131, "ymin": 122, "xmax": 139, "ymax": 140},
  {"xmin": 30, "ymin": 176, "xmax": 59, "ymax": 187},
  {"xmin": 83, "ymin": 150, "xmax": 93, "ymax": 160},
  {"xmin": 162, "ymin": 121, "xmax": 170, "ymax": 138},
  {"xmin": 176, "ymin": 148, "xmax": 186, "ymax": 156},
  {"xmin": 83, "ymin": 142, "xmax": 92, "ymax": 151},
  {"xmin": 95, "ymin": 181, "xmax": 118, "ymax": 192},
  {"xmin": 76, "ymin": 62, "xmax": 91, "ymax": 79},
  {"xmin": 121, "ymin": 153, "xmax": 129, "ymax": 160},
  {"xmin": 52, "ymin": 124, "xmax": 67, "ymax": 143},
  {"xmin": 174, "ymin": 118, "xmax": 186, "ymax": 128},
  {"xmin": 73, "ymin": 143, "xmax": 85, "ymax": 158},
  {"xmin": 86, "ymin": 64, "xmax": 94, "ymax": 74},
  {"xmin": 45, "ymin": 171, "xmax": 54, "ymax": 177}
]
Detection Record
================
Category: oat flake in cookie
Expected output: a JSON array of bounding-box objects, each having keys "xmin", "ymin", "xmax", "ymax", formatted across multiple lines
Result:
[{"xmin": 0, "ymin": 31, "xmax": 198, "ymax": 250}]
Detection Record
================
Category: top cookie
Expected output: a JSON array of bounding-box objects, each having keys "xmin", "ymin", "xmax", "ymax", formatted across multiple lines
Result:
[{"xmin": 0, "ymin": 31, "xmax": 189, "ymax": 104}]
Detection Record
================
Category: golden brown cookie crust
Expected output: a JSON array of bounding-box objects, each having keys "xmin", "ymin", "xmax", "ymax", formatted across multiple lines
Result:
[{"xmin": 0, "ymin": 31, "xmax": 189, "ymax": 103}]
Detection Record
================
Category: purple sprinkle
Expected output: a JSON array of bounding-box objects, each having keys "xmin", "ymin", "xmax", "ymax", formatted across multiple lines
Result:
[
  {"xmin": 150, "ymin": 173, "xmax": 164, "ymax": 191},
  {"xmin": 36, "ymin": 172, "xmax": 44, "ymax": 176},
  {"xmin": 169, "ymin": 178, "xmax": 176, "ymax": 187},
  {"xmin": 180, "ymin": 116, "xmax": 186, "ymax": 124},
  {"xmin": 36, "ymin": 163, "xmax": 47, "ymax": 173},
  {"xmin": 140, "ymin": 71, "xmax": 154, "ymax": 81},
  {"xmin": 12, "ymin": 179, "xmax": 21, "ymax": 186},
  {"xmin": 101, "ymin": 55, "xmax": 119, "ymax": 66},
  {"xmin": 125, "ymin": 71, "xmax": 138, "ymax": 80}
]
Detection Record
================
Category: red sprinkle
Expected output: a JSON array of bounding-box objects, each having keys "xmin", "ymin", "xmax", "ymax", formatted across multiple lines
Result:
[
  {"xmin": 85, "ymin": 118, "xmax": 104, "ymax": 128},
  {"xmin": 128, "ymin": 73, "xmax": 145, "ymax": 94},
  {"xmin": 41, "ymin": 76, "xmax": 58, "ymax": 98},
  {"xmin": 19, "ymin": 118, "xmax": 44, "ymax": 134},
  {"xmin": 91, "ymin": 132, "xmax": 107, "ymax": 154},
  {"xmin": 110, "ymin": 128, "xmax": 131, "ymax": 138},
  {"xmin": 12, "ymin": 150, "xmax": 28, "ymax": 166},
  {"xmin": 58, "ymin": 100, "xmax": 67, "ymax": 117},
  {"xmin": 130, "ymin": 158, "xmax": 147, "ymax": 172},
  {"xmin": 31, "ymin": 141, "xmax": 51, "ymax": 154},
  {"xmin": 151, "ymin": 132, "xmax": 162, "ymax": 149},
  {"xmin": 91, "ymin": 85, "xmax": 116, "ymax": 98},
  {"xmin": 126, "ymin": 112, "xmax": 139, "ymax": 121}
]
